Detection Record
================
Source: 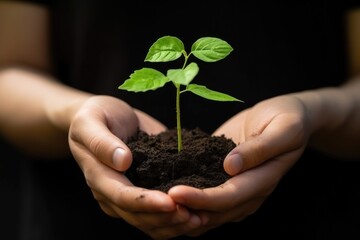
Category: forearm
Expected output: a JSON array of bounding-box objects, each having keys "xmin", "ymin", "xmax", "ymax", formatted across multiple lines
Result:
[
  {"xmin": 293, "ymin": 76, "xmax": 360, "ymax": 159},
  {"xmin": 0, "ymin": 67, "xmax": 91, "ymax": 159}
]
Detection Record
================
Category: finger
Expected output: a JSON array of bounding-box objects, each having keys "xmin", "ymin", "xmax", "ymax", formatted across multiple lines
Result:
[
  {"xmin": 224, "ymin": 114, "xmax": 306, "ymax": 175},
  {"xmin": 99, "ymin": 201, "xmax": 202, "ymax": 240},
  {"xmin": 169, "ymin": 152, "xmax": 296, "ymax": 211},
  {"xmin": 111, "ymin": 204, "xmax": 198, "ymax": 229},
  {"xmin": 184, "ymin": 199, "xmax": 261, "ymax": 237},
  {"xmin": 69, "ymin": 112, "xmax": 134, "ymax": 172},
  {"xmin": 95, "ymin": 199, "xmax": 119, "ymax": 218},
  {"xmin": 82, "ymin": 150, "xmax": 177, "ymax": 213},
  {"xmin": 145, "ymin": 215, "xmax": 201, "ymax": 240},
  {"xmin": 141, "ymin": 209, "xmax": 202, "ymax": 240},
  {"xmin": 168, "ymin": 181, "xmax": 240, "ymax": 211}
]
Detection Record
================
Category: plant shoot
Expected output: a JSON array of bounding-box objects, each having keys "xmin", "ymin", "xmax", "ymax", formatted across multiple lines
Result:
[{"xmin": 119, "ymin": 36, "xmax": 242, "ymax": 152}]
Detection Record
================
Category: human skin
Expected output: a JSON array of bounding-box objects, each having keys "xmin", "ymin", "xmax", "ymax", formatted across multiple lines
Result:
[{"xmin": 1, "ymin": 1, "xmax": 360, "ymax": 240}]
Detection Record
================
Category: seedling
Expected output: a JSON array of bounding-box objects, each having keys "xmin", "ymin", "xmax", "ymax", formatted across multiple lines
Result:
[{"xmin": 119, "ymin": 36, "xmax": 242, "ymax": 152}]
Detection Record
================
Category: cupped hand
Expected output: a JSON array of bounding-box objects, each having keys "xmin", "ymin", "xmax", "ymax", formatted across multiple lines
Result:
[
  {"xmin": 215, "ymin": 95, "xmax": 310, "ymax": 176},
  {"xmin": 168, "ymin": 95, "xmax": 311, "ymax": 236},
  {"xmin": 68, "ymin": 95, "xmax": 201, "ymax": 239}
]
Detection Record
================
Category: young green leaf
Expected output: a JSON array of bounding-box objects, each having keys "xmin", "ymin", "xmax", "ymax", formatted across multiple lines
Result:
[
  {"xmin": 191, "ymin": 37, "xmax": 233, "ymax": 62},
  {"xmin": 184, "ymin": 84, "xmax": 243, "ymax": 102},
  {"xmin": 119, "ymin": 68, "xmax": 170, "ymax": 92},
  {"xmin": 145, "ymin": 36, "xmax": 185, "ymax": 62},
  {"xmin": 167, "ymin": 62, "xmax": 199, "ymax": 85}
]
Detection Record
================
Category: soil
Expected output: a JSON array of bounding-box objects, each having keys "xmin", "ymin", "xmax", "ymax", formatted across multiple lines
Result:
[{"xmin": 125, "ymin": 127, "xmax": 236, "ymax": 193}]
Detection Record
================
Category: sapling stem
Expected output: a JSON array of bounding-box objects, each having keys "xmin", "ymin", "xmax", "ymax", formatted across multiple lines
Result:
[
  {"xmin": 175, "ymin": 84, "xmax": 182, "ymax": 152},
  {"xmin": 175, "ymin": 51, "xmax": 190, "ymax": 152}
]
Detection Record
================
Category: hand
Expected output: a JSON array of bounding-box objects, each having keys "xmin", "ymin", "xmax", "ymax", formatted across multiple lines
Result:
[
  {"xmin": 68, "ymin": 95, "xmax": 201, "ymax": 239},
  {"xmin": 168, "ymin": 95, "xmax": 310, "ymax": 236}
]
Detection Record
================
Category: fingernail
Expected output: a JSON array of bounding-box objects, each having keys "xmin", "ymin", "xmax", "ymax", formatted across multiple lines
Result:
[
  {"xmin": 188, "ymin": 214, "xmax": 201, "ymax": 228},
  {"xmin": 226, "ymin": 153, "xmax": 243, "ymax": 174},
  {"xmin": 112, "ymin": 148, "xmax": 126, "ymax": 170}
]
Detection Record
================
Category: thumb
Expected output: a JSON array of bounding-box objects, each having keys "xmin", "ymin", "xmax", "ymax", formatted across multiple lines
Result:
[
  {"xmin": 87, "ymin": 125, "xmax": 134, "ymax": 172},
  {"xmin": 223, "ymin": 137, "xmax": 269, "ymax": 176},
  {"xmin": 111, "ymin": 145, "xmax": 133, "ymax": 172},
  {"xmin": 69, "ymin": 120, "xmax": 134, "ymax": 173},
  {"xmin": 223, "ymin": 119, "xmax": 306, "ymax": 176}
]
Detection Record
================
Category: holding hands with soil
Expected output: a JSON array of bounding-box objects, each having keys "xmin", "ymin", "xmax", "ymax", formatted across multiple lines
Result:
[
  {"xmin": 70, "ymin": 36, "xmax": 360, "ymax": 239},
  {"xmin": 2, "ymin": 2, "xmax": 360, "ymax": 240},
  {"xmin": 69, "ymin": 37, "xmax": 311, "ymax": 238},
  {"xmin": 68, "ymin": 75, "xmax": 360, "ymax": 239}
]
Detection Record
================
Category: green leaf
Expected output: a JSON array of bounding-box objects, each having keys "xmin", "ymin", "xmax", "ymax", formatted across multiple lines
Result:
[
  {"xmin": 118, "ymin": 68, "xmax": 170, "ymax": 92},
  {"xmin": 185, "ymin": 84, "xmax": 242, "ymax": 102},
  {"xmin": 167, "ymin": 62, "xmax": 199, "ymax": 85},
  {"xmin": 145, "ymin": 36, "xmax": 184, "ymax": 62},
  {"xmin": 191, "ymin": 37, "xmax": 233, "ymax": 62}
]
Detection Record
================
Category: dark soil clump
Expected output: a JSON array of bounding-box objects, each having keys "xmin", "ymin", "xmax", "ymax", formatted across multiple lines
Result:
[{"xmin": 125, "ymin": 128, "xmax": 236, "ymax": 193}]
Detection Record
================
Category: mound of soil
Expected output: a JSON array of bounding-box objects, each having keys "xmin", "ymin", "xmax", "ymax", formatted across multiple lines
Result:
[{"xmin": 125, "ymin": 128, "xmax": 236, "ymax": 193}]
